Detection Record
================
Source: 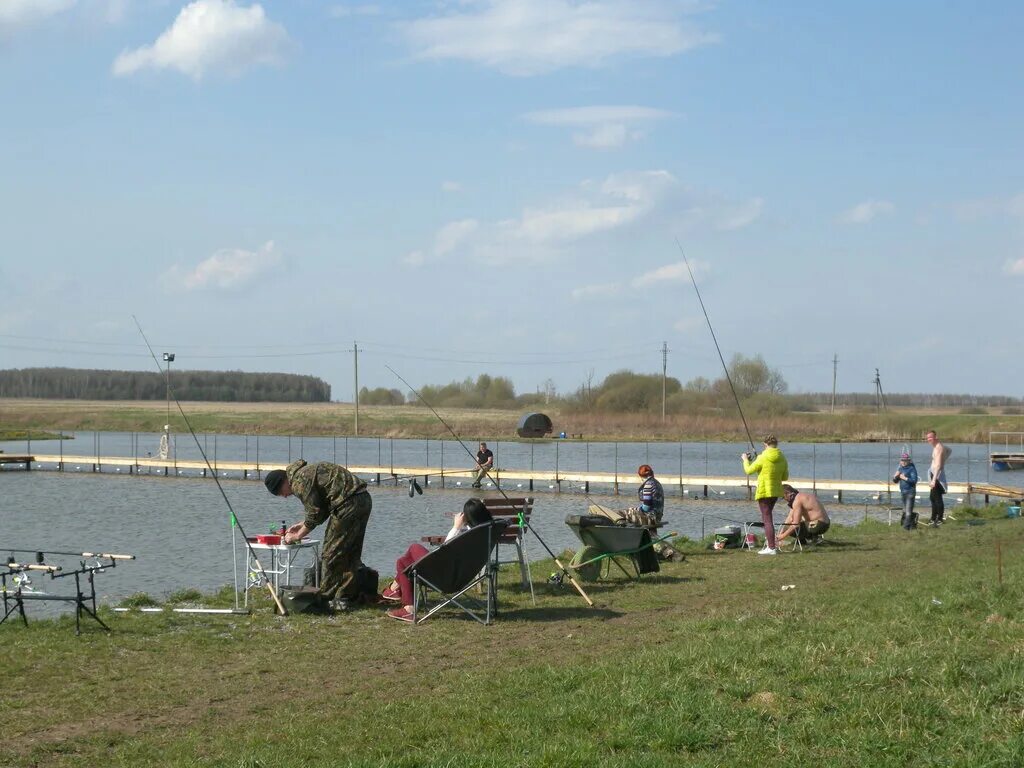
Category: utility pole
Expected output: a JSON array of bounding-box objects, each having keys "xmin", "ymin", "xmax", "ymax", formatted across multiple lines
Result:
[
  {"xmin": 873, "ymin": 368, "xmax": 887, "ymax": 413},
  {"xmin": 831, "ymin": 353, "xmax": 838, "ymax": 414},
  {"xmin": 661, "ymin": 341, "xmax": 669, "ymax": 422},
  {"xmin": 353, "ymin": 342, "xmax": 359, "ymax": 436}
]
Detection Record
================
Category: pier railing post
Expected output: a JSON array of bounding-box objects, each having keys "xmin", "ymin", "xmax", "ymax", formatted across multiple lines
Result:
[
  {"xmin": 678, "ymin": 442, "xmax": 683, "ymax": 497},
  {"xmin": 555, "ymin": 441, "xmax": 560, "ymax": 493},
  {"xmin": 614, "ymin": 442, "xmax": 619, "ymax": 495},
  {"xmin": 812, "ymin": 444, "xmax": 816, "ymax": 491},
  {"xmin": 966, "ymin": 445, "xmax": 972, "ymax": 506}
]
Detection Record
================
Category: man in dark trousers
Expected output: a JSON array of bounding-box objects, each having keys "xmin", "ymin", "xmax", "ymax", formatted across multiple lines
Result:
[
  {"xmin": 472, "ymin": 442, "xmax": 494, "ymax": 488},
  {"xmin": 264, "ymin": 460, "xmax": 372, "ymax": 611}
]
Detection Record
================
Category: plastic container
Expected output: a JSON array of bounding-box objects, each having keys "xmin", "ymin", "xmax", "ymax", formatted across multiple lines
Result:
[
  {"xmin": 256, "ymin": 534, "xmax": 282, "ymax": 545},
  {"xmin": 1008, "ymin": 506, "xmax": 1020, "ymax": 519},
  {"xmin": 744, "ymin": 532, "xmax": 757, "ymax": 549}
]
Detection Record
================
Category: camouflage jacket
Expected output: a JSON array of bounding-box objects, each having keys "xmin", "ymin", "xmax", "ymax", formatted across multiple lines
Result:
[{"xmin": 284, "ymin": 460, "xmax": 368, "ymax": 529}]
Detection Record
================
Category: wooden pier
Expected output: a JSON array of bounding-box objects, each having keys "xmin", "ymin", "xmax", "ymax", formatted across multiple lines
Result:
[
  {"xmin": 13, "ymin": 454, "xmax": 1024, "ymax": 503},
  {"xmin": 0, "ymin": 455, "xmax": 34, "ymax": 469}
]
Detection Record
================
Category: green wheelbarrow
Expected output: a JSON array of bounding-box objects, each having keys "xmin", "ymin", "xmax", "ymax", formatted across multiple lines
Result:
[{"xmin": 565, "ymin": 514, "xmax": 678, "ymax": 581}]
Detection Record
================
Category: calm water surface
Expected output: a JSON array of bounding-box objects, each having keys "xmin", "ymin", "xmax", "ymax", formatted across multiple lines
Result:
[{"xmin": 0, "ymin": 433, "xmax": 992, "ymax": 611}]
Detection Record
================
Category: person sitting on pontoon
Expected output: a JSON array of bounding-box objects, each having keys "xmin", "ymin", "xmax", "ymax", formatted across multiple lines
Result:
[{"xmin": 777, "ymin": 484, "xmax": 831, "ymax": 545}]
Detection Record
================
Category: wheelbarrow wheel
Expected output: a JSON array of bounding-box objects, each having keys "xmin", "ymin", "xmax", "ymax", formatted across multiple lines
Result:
[{"xmin": 569, "ymin": 545, "xmax": 603, "ymax": 582}]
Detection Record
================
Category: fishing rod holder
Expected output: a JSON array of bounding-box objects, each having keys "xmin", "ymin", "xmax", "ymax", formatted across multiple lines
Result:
[{"xmin": 1, "ymin": 554, "xmax": 134, "ymax": 635}]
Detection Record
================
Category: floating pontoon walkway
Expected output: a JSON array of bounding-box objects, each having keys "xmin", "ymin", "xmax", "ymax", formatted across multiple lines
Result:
[{"xmin": 13, "ymin": 454, "xmax": 1024, "ymax": 503}]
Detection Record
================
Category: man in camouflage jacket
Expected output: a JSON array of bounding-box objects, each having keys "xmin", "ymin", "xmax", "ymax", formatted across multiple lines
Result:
[{"xmin": 264, "ymin": 460, "xmax": 372, "ymax": 607}]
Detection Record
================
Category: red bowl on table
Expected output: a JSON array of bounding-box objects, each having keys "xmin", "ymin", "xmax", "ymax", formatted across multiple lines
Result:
[{"xmin": 255, "ymin": 534, "xmax": 282, "ymax": 545}]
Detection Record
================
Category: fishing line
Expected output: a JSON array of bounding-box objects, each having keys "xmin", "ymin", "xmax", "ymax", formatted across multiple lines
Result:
[
  {"xmin": 675, "ymin": 238, "xmax": 757, "ymax": 452},
  {"xmin": 132, "ymin": 316, "xmax": 287, "ymax": 616},
  {"xmin": 386, "ymin": 365, "xmax": 594, "ymax": 607}
]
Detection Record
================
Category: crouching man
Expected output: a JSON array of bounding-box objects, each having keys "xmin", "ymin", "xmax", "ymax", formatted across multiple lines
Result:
[
  {"xmin": 264, "ymin": 459, "xmax": 372, "ymax": 611},
  {"xmin": 778, "ymin": 484, "xmax": 831, "ymax": 545}
]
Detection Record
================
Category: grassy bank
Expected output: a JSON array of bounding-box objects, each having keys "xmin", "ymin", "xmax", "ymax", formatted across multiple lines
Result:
[
  {"xmin": 3, "ymin": 507, "xmax": 1023, "ymax": 766},
  {"xmin": 2, "ymin": 398, "xmax": 1024, "ymax": 443}
]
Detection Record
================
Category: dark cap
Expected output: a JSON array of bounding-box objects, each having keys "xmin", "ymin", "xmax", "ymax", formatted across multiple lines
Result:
[{"xmin": 264, "ymin": 469, "xmax": 287, "ymax": 495}]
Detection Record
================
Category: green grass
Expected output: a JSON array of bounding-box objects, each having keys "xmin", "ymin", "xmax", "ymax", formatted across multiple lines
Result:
[
  {"xmin": 3, "ymin": 511, "xmax": 1024, "ymax": 766},
  {"xmin": 3, "ymin": 398, "xmax": 1024, "ymax": 441}
]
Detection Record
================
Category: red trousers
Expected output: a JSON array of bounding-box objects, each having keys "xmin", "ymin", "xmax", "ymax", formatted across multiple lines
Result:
[{"xmin": 395, "ymin": 543, "xmax": 429, "ymax": 606}]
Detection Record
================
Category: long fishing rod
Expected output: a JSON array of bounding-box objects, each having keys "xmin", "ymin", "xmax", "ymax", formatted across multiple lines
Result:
[
  {"xmin": 132, "ymin": 317, "xmax": 287, "ymax": 616},
  {"xmin": 386, "ymin": 365, "xmax": 594, "ymax": 607},
  {"xmin": 675, "ymin": 238, "xmax": 757, "ymax": 453},
  {"xmin": 3, "ymin": 549, "xmax": 134, "ymax": 560},
  {"xmin": 387, "ymin": 469, "xmax": 475, "ymax": 497}
]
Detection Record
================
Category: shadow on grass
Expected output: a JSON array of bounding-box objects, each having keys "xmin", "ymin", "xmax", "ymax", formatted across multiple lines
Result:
[
  {"xmin": 498, "ymin": 605, "xmax": 622, "ymax": 622},
  {"xmin": 521, "ymin": 574, "xmax": 702, "ymax": 597}
]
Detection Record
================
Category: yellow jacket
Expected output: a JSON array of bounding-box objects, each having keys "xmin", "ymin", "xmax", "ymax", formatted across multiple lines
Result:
[{"xmin": 742, "ymin": 446, "xmax": 789, "ymax": 500}]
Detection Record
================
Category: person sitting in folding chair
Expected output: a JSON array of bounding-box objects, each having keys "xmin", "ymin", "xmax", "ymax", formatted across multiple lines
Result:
[
  {"xmin": 777, "ymin": 484, "xmax": 831, "ymax": 546},
  {"xmin": 382, "ymin": 498, "xmax": 492, "ymax": 623}
]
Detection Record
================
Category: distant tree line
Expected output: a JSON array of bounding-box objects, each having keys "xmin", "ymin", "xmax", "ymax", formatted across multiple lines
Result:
[
  {"xmin": 0, "ymin": 367, "xmax": 331, "ymax": 402},
  {"xmin": 800, "ymin": 392, "xmax": 1023, "ymax": 408},
  {"xmin": 398, "ymin": 353, "xmax": 1021, "ymax": 416}
]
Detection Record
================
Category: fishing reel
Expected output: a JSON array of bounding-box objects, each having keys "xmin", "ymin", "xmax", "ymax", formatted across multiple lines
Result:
[
  {"xmin": 744, "ymin": 450, "xmax": 757, "ymax": 461},
  {"xmin": 547, "ymin": 571, "xmax": 564, "ymax": 586}
]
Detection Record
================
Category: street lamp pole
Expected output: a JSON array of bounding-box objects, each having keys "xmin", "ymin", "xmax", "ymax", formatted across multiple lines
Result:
[{"xmin": 162, "ymin": 352, "xmax": 175, "ymax": 441}]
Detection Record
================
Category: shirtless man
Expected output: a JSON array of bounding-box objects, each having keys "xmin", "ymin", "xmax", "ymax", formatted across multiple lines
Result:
[
  {"xmin": 925, "ymin": 430, "xmax": 952, "ymax": 526},
  {"xmin": 777, "ymin": 484, "xmax": 831, "ymax": 544}
]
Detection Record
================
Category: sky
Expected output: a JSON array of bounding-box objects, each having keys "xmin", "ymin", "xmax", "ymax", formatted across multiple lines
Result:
[{"xmin": 1, "ymin": 0, "xmax": 1022, "ymax": 402}]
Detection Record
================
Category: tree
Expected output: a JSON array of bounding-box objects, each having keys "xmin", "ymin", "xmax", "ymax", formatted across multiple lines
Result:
[{"xmin": 727, "ymin": 354, "xmax": 787, "ymax": 397}]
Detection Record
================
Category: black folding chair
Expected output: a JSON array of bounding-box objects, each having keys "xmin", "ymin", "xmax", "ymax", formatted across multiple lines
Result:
[{"xmin": 405, "ymin": 520, "xmax": 508, "ymax": 625}]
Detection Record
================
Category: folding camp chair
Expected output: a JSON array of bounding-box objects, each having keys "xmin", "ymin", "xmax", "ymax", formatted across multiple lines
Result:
[
  {"xmin": 405, "ymin": 520, "xmax": 508, "ymax": 625},
  {"xmin": 744, "ymin": 520, "xmax": 803, "ymax": 551}
]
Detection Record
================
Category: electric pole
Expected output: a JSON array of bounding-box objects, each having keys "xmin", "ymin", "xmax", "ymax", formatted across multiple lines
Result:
[
  {"xmin": 873, "ymin": 368, "xmax": 887, "ymax": 413},
  {"xmin": 831, "ymin": 353, "xmax": 838, "ymax": 414},
  {"xmin": 661, "ymin": 341, "xmax": 669, "ymax": 422},
  {"xmin": 353, "ymin": 342, "xmax": 359, "ymax": 436}
]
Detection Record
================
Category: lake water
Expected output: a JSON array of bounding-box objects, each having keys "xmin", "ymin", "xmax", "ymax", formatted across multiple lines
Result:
[{"xmin": 0, "ymin": 432, "xmax": 993, "ymax": 612}]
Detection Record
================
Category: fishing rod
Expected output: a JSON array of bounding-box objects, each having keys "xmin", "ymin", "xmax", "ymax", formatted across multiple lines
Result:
[
  {"xmin": 386, "ymin": 365, "xmax": 594, "ymax": 607},
  {"xmin": 132, "ymin": 317, "xmax": 286, "ymax": 616},
  {"xmin": 675, "ymin": 238, "xmax": 757, "ymax": 453},
  {"xmin": 3, "ymin": 549, "xmax": 134, "ymax": 561},
  {"xmin": 388, "ymin": 469, "xmax": 476, "ymax": 497}
]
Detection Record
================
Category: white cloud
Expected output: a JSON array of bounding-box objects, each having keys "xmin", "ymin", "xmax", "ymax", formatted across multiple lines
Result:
[
  {"xmin": 401, "ymin": 0, "xmax": 717, "ymax": 76},
  {"xmin": 716, "ymin": 197, "xmax": 762, "ymax": 231},
  {"xmin": 570, "ymin": 282, "xmax": 620, "ymax": 300},
  {"xmin": 0, "ymin": 0, "xmax": 75, "ymax": 34},
  {"xmin": 112, "ymin": 0, "xmax": 290, "ymax": 80},
  {"xmin": 953, "ymin": 192, "xmax": 1024, "ymax": 222},
  {"xmin": 572, "ymin": 259, "xmax": 710, "ymax": 303},
  {"xmin": 524, "ymin": 105, "xmax": 675, "ymax": 150},
  {"xmin": 632, "ymin": 261, "xmax": 694, "ymax": 288},
  {"xmin": 1004, "ymin": 258, "xmax": 1024, "ymax": 276},
  {"xmin": 329, "ymin": 4, "xmax": 382, "ymax": 18},
  {"xmin": 440, "ymin": 180, "xmax": 462, "ymax": 193},
  {"xmin": 840, "ymin": 199, "xmax": 895, "ymax": 224},
  {"xmin": 164, "ymin": 241, "xmax": 280, "ymax": 290},
  {"xmin": 434, "ymin": 219, "xmax": 479, "ymax": 255},
  {"xmin": 411, "ymin": 170, "xmax": 761, "ymax": 268},
  {"xmin": 524, "ymin": 105, "xmax": 674, "ymax": 126}
]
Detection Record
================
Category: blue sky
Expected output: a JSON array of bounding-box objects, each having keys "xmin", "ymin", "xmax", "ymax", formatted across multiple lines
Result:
[{"xmin": 1, "ymin": 0, "xmax": 1022, "ymax": 401}]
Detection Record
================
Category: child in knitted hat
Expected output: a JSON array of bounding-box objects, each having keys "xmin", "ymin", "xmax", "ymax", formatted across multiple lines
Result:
[{"xmin": 892, "ymin": 452, "xmax": 919, "ymax": 530}]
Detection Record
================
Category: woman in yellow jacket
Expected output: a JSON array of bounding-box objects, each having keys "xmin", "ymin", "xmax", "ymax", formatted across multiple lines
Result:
[{"xmin": 741, "ymin": 434, "xmax": 789, "ymax": 555}]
